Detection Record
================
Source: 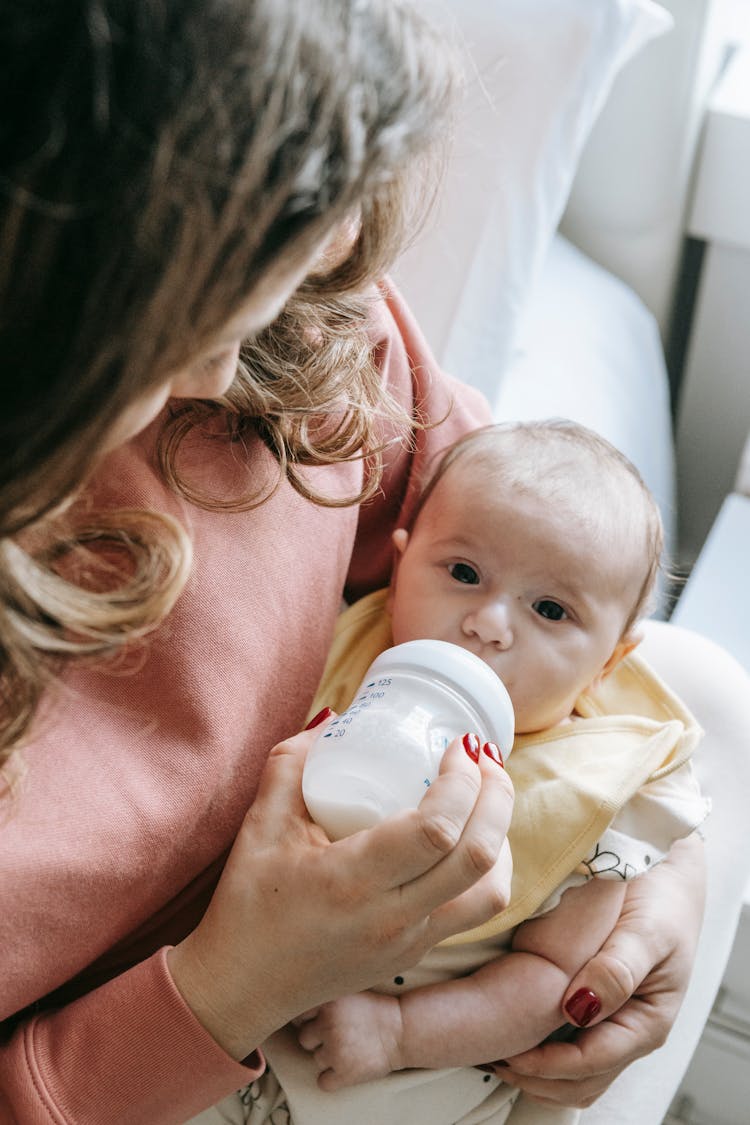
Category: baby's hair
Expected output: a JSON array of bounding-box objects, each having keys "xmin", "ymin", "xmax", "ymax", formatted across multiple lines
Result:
[
  {"xmin": 0, "ymin": 0, "xmax": 457, "ymax": 775},
  {"xmin": 417, "ymin": 420, "xmax": 665, "ymax": 635}
]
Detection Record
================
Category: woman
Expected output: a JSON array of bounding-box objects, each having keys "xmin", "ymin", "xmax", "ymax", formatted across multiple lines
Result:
[{"xmin": 0, "ymin": 2, "xmax": 703, "ymax": 1121}]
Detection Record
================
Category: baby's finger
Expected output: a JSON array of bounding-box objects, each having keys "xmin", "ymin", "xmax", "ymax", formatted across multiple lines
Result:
[{"xmin": 297, "ymin": 1020, "xmax": 324, "ymax": 1052}]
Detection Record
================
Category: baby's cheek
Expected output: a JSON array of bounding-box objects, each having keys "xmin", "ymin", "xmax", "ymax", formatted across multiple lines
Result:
[{"xmin": 512, "ymin": 683, "xmax": 574, "ymax": 734}]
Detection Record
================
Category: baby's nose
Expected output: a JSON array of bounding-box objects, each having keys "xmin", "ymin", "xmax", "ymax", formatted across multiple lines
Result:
[{"xmin": 465, "ymin": 599, "xmax": 514, "ymax": 650}]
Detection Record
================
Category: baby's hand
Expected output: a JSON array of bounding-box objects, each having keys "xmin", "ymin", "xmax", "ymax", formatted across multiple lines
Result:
[{"xmin": 295, "ymin": 992, "xmax": 404, "ymax": 1090}]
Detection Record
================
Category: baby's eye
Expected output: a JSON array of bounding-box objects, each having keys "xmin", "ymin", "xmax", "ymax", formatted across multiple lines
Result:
[
  {"xmin": 533, "ymin": 599, "xmax": 567, "ymax": 621},
  {"xmin": 448, "ymin": 562, "xmax": 479, "ymax": 585}
]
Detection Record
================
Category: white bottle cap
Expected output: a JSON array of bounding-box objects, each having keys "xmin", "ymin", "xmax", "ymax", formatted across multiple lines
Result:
[{"xmin": 367, "ymin": 639, "xmax": 515, "ymax": 754}]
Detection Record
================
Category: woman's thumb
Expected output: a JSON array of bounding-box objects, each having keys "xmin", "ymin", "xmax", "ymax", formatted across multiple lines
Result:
[{"xmin": 562, "ymin": 925, "xmax": 652, "ymax": 1027}]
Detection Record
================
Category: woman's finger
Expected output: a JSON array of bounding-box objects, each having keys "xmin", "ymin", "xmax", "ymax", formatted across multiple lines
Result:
[
  {"xmin": 561, "ymin": 840, "xmax": 703, "ymax": 1029},
  {"xmin": 504, "ymin": 1015, "xmax": 641, "ymax": 1080},
  {"xmin": 243, "ymin": 706, "xmax": 338, "ymax": 839},
  {"xmin": 340, "ymin": 733, "xmax": 511, "ymax": 939},
  {"xmin": 338, "ymin": 733, "xmax": 490, "ymax": 892},
  {"xmin": 496, "ymin": 1005, "xmax": 653, "ymax": 1106},
  {"xmin": 254, "ymin": 727, "xmax": 511, "ymax": 935},
  {"xmin": 500, "ymin": 1070, "xmax": 608, "ymax": 1110},
  {"xmin": 492, "ymin": 837, "xmax": 707, "ymax": 1107},
  {"xmin": 429, "ymin": 835, "xmax": 513, "ymax": 940},
  {"xmin": 243, "ymin": 731, "xmax": 320, "ymax": 830},
  {"xmin": 419, "ymin": 745, "xmax": 514, "ymax": 942},
  {"xmin": 561, "ymin": 934, "xmax": 649, "ymax": 1029}
]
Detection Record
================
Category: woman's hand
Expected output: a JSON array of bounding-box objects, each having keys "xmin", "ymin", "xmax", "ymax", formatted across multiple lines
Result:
[
  {"xmin": 491, "ymin": 835, "xmax": 705, "ymax": 1108},
  {"xmin": 168, "ymin": 726, "xmax": 513, "ymax": 1062}
]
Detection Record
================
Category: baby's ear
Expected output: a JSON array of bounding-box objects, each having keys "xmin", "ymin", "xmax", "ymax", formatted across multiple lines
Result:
[
  {"xmin": 386, "ymin": 528, "xmax": 409, "ymax": 612},
  {"xmin": 600, "ymin": 626, "xmax": 644, "ymax": 680},
  {"xmin": 391, "ymin": 528, "xmax": 409, "ymax": 557}
]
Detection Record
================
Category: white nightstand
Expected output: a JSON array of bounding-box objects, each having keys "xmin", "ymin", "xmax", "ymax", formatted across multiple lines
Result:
[
  {"xmin": 671, "ymin": 491, "xmax": 750, "ymax": 672},
  {"xmin": 667, "ymin": 489, "xmax": 750, "ymax": 1125},
  {"xmin": 676, "ymin": 43, "xmax": 750, "ymax": 569}
]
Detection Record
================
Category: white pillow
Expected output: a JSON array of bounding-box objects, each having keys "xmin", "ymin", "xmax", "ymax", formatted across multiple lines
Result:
[
  {"xmin": 392, "ymin": 0, "xmax": 672, "ymax": 402},
  {"xmin": 496, "ymin": 234, "xmax": 677, "ymax": 580}
]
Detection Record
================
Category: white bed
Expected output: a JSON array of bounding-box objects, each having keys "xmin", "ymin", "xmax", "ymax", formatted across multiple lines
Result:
[{"xmin": 393, "ymin": 2, "xmax": 750, "ymax": 1122}]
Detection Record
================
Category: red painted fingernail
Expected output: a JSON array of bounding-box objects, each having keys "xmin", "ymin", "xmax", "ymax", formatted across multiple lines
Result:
[
  {"xmin": 304, "ymin": 707, "xmax": 333, "ymax": 731},
  {"xmin": 462, "ymin": 732, "xmax": 480, "ymax": 761},
  {"xmin": 565, "ymin": 988, "xmax": 601, "ymax": 1027},
  {"xmin": 482, "ymin": 742, "xmax": 504, "ymax": 767}
]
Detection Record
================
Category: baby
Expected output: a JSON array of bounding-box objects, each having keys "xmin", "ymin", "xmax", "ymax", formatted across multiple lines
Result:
[{"xmin": 263, "ymin": 421, "xmax": 707, "ymax": 1125}]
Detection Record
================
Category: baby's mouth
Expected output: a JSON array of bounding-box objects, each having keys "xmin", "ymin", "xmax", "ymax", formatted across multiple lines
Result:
[{"xmin": 457, "ymin": 638, "xmax": 511, "ymax": 676}]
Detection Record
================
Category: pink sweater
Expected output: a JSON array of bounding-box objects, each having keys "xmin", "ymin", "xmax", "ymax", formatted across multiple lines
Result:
[{"xmin": 0, "ymin": 284, "xmax": 489, "ymax": 1124}]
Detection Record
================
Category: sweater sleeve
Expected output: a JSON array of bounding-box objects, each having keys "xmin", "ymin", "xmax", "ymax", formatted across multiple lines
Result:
[
  {"xmin": 345, "ymin": 279, "xmax": 492, "ymax": 601},
  {"xmin": 0, "ymin": 949, "xmax": 260, "ymax": 1124}
]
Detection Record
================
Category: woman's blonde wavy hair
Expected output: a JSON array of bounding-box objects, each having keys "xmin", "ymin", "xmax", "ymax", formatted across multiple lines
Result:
[{"xmin": 0, "ymin": 0, "xmax": 457, "ymax": 774}]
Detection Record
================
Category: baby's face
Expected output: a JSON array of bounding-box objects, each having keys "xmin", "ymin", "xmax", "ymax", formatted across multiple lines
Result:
[{"xmin": 389, "ymin": 459, "xmax": 642, "ymax": 733}]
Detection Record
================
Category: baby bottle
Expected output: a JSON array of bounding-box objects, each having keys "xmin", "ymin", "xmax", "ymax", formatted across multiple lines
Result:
[{"xmin": 302, "ymin": 639, "xmax": 515, "ymax": 840}]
